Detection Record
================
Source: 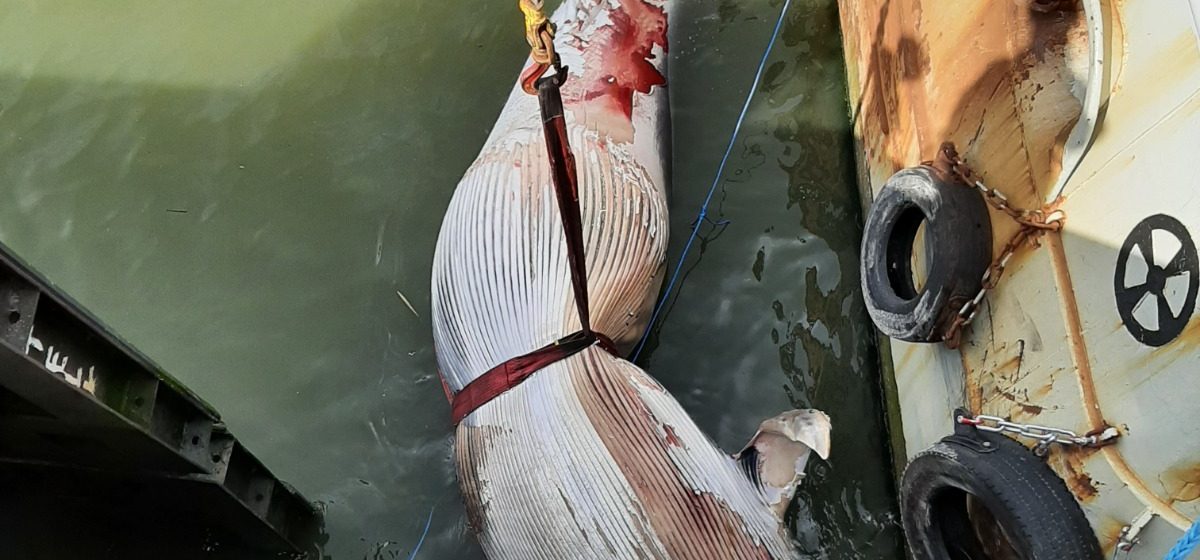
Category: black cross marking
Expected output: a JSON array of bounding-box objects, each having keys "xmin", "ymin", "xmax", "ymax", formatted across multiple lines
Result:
[{"xmin": 1113, "ymin": 214, "xmax": 1198, "ymax": 347}]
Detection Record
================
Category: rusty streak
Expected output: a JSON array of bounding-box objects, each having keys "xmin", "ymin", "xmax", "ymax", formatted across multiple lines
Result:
[{"xmin": 1046, "ymin": 230, "xmax": 1194, "ymax": 530}]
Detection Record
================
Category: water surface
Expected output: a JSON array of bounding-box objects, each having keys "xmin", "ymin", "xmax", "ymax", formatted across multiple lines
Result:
[{"xmin": 0, "ymin": 0, "xmax": 900, "ymax": 557}]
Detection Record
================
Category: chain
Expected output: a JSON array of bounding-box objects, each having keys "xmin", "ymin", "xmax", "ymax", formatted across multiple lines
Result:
[
  {"xmin": 943, "ymin": 227, "xmax": 1034, "ymax": 347},
  {"xmin": 957, "ymin": 413, "xmax": 1119, "ymax": 456},
  {"xmin": 933, "ymin": 143, "xmax": 1066, "ymax": 348},
  {"xmin": 947, "ymin": 151, "xmax": 1066, "ymax": 231}
]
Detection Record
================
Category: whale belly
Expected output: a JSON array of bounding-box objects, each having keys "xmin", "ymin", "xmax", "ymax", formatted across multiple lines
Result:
[{"xmin": 456, "ymin": 348, "xmax": 795, "ymax": 559}]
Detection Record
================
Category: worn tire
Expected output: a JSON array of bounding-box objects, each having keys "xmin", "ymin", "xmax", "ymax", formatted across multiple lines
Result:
[
  {"xmin": 860, "ymin": 166, "xmax": 991, "ymax": 342},
  {"xmin": 901, "ymin": 431, "xmax": 1102, "ymax": 560}
]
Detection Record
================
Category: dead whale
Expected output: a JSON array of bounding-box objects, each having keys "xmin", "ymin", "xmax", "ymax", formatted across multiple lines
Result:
[{"xmin": 431, "ymin": 1, "xmax": 831, "ymax": 557}]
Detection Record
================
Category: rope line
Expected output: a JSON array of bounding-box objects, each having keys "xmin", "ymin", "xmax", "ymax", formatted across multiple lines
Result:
[
  {"xmin": 406, "ymin": 505, "xmax": 436, "ymax": 560},
  {"xmin": 1165, "ymin": 518, "xmax": 1200, "ymax": 560},
  {"xmin": 631, "ymin": 0, "xmax": 792, "ymax": 360}
]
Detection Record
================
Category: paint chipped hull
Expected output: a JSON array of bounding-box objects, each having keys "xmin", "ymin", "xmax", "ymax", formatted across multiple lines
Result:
[
  {"xmin": 432, "ymin": 0, "xmax": 798, "ymax": 557},
  {"xmin": 840, "ymin": 0, "xmax": 1200, "ymax": 555}
]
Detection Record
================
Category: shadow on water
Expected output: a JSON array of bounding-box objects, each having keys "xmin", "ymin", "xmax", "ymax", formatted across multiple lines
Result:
[{"xmin": 0, "ymin": 0, "xmax": 899, "ymax": 558}]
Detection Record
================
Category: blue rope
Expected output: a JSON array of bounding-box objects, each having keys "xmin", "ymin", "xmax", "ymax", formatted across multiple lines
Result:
[
  {"xmin": 1165, "ymin": 518, "xmax": 1200, "ymax": 560},
  {"xmin": 405, "ymin": 505, "xmax": 436, "ymax": 560},
  {"xmin": 630, "ymin": 0, "xmax": 792, "ymax": 360}
]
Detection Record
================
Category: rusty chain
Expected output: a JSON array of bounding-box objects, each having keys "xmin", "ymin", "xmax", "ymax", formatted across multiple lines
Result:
[
  {"xmin": 933, "ymin": 143, "xmax": 1066, "ymax": 348},
  {"xmin": 946, "ymin": 149, "xmax": 1066, "ymax": 232}
]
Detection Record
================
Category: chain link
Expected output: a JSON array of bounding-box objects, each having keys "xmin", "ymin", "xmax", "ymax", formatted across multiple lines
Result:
[
  {"xmin": 947, "ymin": 154, "xmax": 1067, "ymax": 231},
  {"xmin": 943, "ymin": 227, "xmax": 1033, "ymax": 347},
  {"xmin": 933, "ymin": 143, "xmax": 1066, "ymax": 348},
  {"xmin": 957, "ymin": 413, "xmax": 1120, "ymax": 456}
]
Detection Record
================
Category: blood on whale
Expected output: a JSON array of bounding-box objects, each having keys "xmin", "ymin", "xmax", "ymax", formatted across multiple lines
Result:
[{"xmin": 566, "ymin": 0, "xmax": 668, "ymax": 120}]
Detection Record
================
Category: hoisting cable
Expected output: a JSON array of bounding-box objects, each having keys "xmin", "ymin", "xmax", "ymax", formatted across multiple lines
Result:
[
  {"xmin": 446, "ymin": 0, "xmax": 617, "ymax": 426},
  {"xmin": 631, "ymin": 0, "xmax": 792, "ymax": 361}
]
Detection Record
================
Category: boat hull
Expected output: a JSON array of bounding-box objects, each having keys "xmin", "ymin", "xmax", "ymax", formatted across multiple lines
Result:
[{"xmin": 839, "ymin": 0, "xmax": 1200, "ymax": 554}]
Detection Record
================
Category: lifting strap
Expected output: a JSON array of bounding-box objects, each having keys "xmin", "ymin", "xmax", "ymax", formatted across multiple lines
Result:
[
  {"xmin": 537, "ymin": 73, "xmax": 594, "ymax": 338},
  {"xmin": 447, "ymin": 11, "xmax": 618, "ymax": 425}
]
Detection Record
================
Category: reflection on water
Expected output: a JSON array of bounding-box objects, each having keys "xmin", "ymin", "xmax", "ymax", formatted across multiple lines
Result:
[{"xmin": 0, "ymin": 0, "xmax": 899, "ymax": 558}]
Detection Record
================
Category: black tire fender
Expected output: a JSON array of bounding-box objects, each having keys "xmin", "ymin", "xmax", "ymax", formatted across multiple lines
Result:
[
  {"xmin": 901, "ymin": 430, "xmax": 1103, "ymax": 560},
  {"xmin": 860, "ymin": 166, "xmax": 991, "ymax": 342}
]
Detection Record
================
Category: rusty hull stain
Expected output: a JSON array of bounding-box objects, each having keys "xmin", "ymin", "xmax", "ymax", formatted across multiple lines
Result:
[
  {"xmin": 996, "ymin": 389, "xmax": 1047, "ymax": 419},
  {"xmin": 1048, "ymin": 446, "xmax": 1101, "ymax": 503},
  {"xmin": 1163, "ymin": 461, "xmax": 1200, "ymax": 504},
  {"xmin": 969, "ymin": 334, "xmax": 1061, "ymax": 420},
  {"xmin": 963, "ymin": 353, "xmax": 985, "ymax": 413},
  {"xmin": 1046, "ymin": 233, "xmax": 1106, "ymax": 430},
  {"xmin": 842, "ymin": 0, "xmax": 1087, "ymax": 203},
  {"xmin": 1047, "ymin": 231, "xmax": 1195, "ymax": 529}
]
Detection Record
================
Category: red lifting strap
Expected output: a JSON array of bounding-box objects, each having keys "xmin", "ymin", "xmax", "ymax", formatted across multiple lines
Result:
[
  {"xmin": 450, "ymin": 331, "xmax": 618, "ymax": 425},
  {"xmin": 447, "ymin": 70, "xmax": 620, "ymax": 425},
  {"xmin": 539, "ymin": 71, "xmax": 594, "ymax": 338}
]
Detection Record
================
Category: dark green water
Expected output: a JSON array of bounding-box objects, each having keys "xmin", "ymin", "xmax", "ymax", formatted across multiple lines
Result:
[{"xmin": 0, "ymin": 0, "xmax": 900, "ymax": 558}]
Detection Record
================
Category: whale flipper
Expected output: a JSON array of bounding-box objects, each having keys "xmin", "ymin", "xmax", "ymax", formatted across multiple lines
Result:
[{"xmin": 736, "ymin": 409, "xmax": 832, "ymax": 518}]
